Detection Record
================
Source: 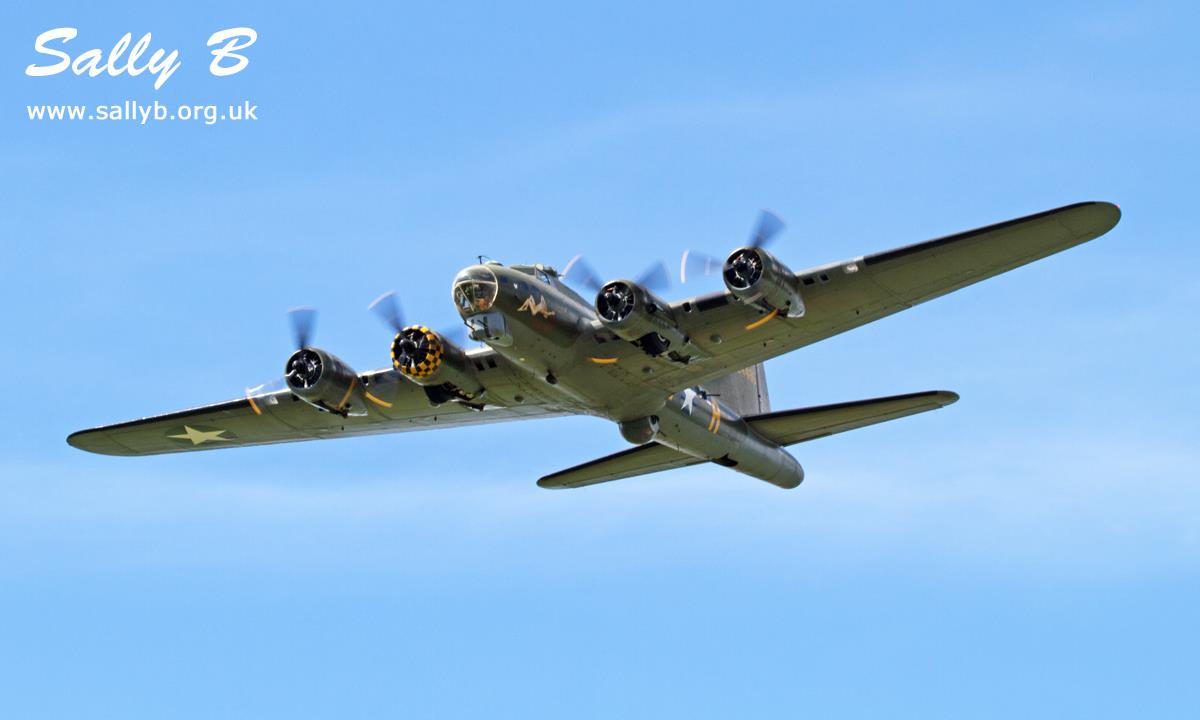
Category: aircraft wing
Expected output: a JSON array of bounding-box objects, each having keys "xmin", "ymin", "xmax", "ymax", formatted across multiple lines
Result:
[
  {"xmin": 538, "ymin": 390, "xmax": 957, "ymax": 489},
  {"xmin": 68, "ymin": 368, "xmax": 568, "ymax": 457},
  {"xmin": 536, "ymin": 443, "xmax": 706, "ymax": 489},
  {"xmin": 654, "ymin": 201, "xmax": 1121, "ymax": 392}
]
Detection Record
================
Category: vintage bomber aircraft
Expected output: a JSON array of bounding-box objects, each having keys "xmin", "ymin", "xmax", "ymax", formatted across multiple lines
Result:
[{"xmin": 68, "ymin": 201, "xmax": 1121, "ymax": 489}]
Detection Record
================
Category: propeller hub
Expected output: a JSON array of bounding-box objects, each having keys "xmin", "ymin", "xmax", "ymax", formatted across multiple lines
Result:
[
  {"xmin": 596, "ymin": 281, "xmax": 637, "ymax": 323},
  {"xmin": 724, "ymin": 248, "xmax": 764, "ymax": 290},
  {"xmin": 391, "ymin": 326, "xmax": 444, "ymax": 379},
  {"xmin": 285, "ymin": 348, "xmax": 324, "ymax": 390}
]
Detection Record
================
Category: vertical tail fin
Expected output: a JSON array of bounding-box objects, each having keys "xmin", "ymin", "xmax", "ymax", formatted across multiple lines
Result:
[{"xmin": 703, "ymin": 363, "xmax": 770, "ymax": 416}]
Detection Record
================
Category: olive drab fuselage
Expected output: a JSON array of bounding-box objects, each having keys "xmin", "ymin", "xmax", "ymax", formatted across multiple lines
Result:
[{"xmin": 449, "ymin": 262, "xmax": 804, "ymax": 488}]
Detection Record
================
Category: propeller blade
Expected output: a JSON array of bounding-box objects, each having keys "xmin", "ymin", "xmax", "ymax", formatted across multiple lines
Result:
[
  {"xmin": 244, "ymin": 378, "xmax": 287, "ymax": 413},
  {"xmin": 561, "ymin": 254, "xmax": 603, "ymax": 292},
  {"xmin": 367, "ymin": 291, "xmax": 406, "ymax": 333},
  {"xmin": 438, "ymin": 324, "xmax": 469, "ymax": 346},
  {"xmin": 680, "ymin": 250, "xmax": 723, "ymax": 284},
  {"xmin": 750, "ymin": 209, "xmax": 786, "ymax": 248},
  {"xmin": 370, "ymin": 291, "xmax": 473, "ymax": 350},
  {"xmin": 634, "ymin": 261, "xmax": 670, "ymax": 292},
  {"xmin": 287, "ymin": 306, "xmax": 317, "ymax": 349}
]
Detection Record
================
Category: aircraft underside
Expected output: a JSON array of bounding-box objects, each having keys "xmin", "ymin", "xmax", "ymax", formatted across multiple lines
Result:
[{"xmin": 69, "ymin": 201, "xmax": 1121, "ymax": 489}]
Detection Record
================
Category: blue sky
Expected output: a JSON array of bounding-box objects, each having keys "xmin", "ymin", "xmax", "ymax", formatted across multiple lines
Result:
[{"xmin": 2, "ymin": 1, "xmax": 1198, "ymax": 717}]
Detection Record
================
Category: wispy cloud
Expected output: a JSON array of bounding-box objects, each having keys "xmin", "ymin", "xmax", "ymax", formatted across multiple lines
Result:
[{"xmin": 4, "ymin": 429, "xmax": 1196, "ymax": 582}]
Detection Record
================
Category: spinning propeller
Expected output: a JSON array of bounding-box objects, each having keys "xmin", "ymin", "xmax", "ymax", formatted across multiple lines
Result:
[
  {"xmin": 561, "ymin": 255, "xmax": 671, "ymax": 293},
  {"xmin": 680, "ymin": 210, "xmax": 786, "ymax": 283},
  {"xmin": 367, "ymin": 291, "xmax": 406, "ymax": 334},
  {"xmin": 369, "ymin": 289, "xmax": 468, "ymax": 374},
  {"xmin": 287, "ymin": 306, "xmax": 317, "ymax": 350},
  {"xmin": 369, "ymin": 291, "xmax": 426, "ymax": 373},
  {"xmin": 283, "ymin": 307, "xmax": 323, "ymax": 389},
  {"xmin": 368, "ymin": 289, "xmax": 468, "ymax": 359},
  {"xmin": 244, "ymin": 306, "xmax": 322, "ymax": 406}
]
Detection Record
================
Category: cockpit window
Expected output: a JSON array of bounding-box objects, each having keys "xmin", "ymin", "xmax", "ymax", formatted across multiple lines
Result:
[
  {"xmin": 535, "ymin": 268, "xmax": 552, "ymax": 284},
  {"xmin": 452, "ymin": 266, "xmax": 499, "ymax": 315}
]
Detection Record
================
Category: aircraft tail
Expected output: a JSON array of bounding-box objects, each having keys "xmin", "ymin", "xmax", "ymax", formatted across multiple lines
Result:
[
  {"xmin": 703, "ymin": 363, "xmax": 771, "ymax": 416},
  {"xmin": 538, "ymin": 390, "xmax": 958, "ymax": 489}
]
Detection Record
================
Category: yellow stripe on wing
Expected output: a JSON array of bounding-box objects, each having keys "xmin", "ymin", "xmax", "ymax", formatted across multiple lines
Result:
[
  {"xmin": 337, "ymin": 376, "xmax": 358, "ymax": 410},
  {"xmin": 364, "ymin": 391, "xmax": 393, "ymax": 409},
  {"xmin": 744, "ymin": 308, "xmax": 779, "ymax": 331}
]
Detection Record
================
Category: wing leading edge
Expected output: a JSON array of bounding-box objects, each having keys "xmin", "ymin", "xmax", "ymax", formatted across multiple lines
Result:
[
  {"xmin": 69, "ymin": 375, "xmax": 567, "ymax": 457},
  {"xmin": 537, "ymin": 390, "xmax": 958, "ymax": 489},
  {"xmin": 651, "ymin": 201, "xmax": 1121, "ymax": 394}
]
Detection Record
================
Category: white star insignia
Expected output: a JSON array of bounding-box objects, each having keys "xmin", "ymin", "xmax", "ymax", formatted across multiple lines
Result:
[
  {"xmin": 168, "ymin": 425, "xmax": 232, "ymax": 446},
  {"xmin": 680, "ymin": 388, "xmax": 698, "ymax": 415}
]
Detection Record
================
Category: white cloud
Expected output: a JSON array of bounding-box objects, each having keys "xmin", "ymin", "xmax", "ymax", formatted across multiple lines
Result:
[{"xmin": 3, "ymin": 427, "xmax": 1196, "ymax": 583}]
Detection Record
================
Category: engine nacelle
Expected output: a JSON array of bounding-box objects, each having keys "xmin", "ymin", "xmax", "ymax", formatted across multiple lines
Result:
[
  {"xmin": 284, "ymin": 347, "xmax": 367, "ymax": 416},
  {"xmin": 391, "ymin": 325, "xmax": 484, "ymax": 403},
  {"xmin": 722, "ymin": 247, "xmax": 805, "ymax": 318},
  {"xmin": 595, "ymin": 280, "xmax": 694, "ymax": 359}
]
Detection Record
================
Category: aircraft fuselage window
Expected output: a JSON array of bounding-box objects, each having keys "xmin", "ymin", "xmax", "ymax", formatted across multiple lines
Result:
[{"xmin": 452, "ymin": 266, "xmax": 500, "ymax": 315}]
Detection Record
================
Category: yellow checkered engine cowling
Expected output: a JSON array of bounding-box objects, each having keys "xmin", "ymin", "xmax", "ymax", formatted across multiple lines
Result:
[{"xmin": 391, "ymin": 325, "xmax": 444, "ymax": 379}]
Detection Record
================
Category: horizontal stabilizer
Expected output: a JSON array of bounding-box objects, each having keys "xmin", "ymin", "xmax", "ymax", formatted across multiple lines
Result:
[
  {"xmin": 537, "ymin": 442, "xmax": 705, "ymax": 489},
  {"xmin": 538, "ymin": 390, "xmax": 958, "ymax": 489},
  {"xmin": 745, "ymin": 390, "xmax": 958, "ymax": 446}
]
